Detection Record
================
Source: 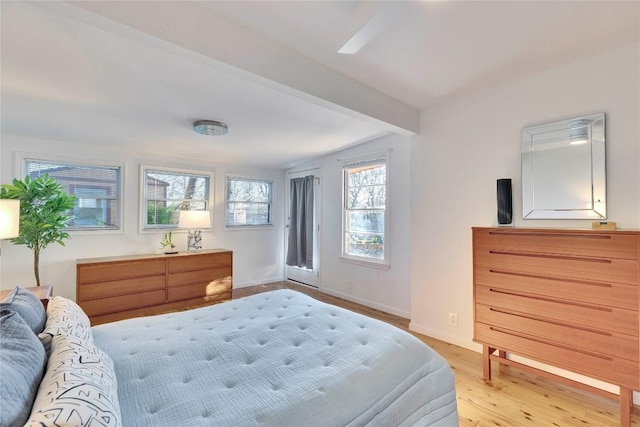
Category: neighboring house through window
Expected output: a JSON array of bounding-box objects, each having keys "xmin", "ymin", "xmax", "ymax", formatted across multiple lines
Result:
[
  {"xmin": 25, "ymin": 159, "xmax": 121, "ymax": 230},
  {"xmin": 143, "ymin": 166, "xmax": 212, "ymax": 230},
  {"xmin": 226, "ymin": 176, "xmax": 273, "ymax": 227},
  {"xmin": 342, "ymin": 153, "xmax": 389, "ymax": 268}
]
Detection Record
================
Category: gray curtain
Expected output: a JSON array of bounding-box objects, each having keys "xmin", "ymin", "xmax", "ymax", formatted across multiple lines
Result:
[{"xmin": 286, "ymin": 175, "xmax": 314, "ymax": 269}]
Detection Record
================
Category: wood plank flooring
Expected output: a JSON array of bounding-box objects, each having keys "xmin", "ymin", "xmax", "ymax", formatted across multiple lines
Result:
[{"xmin": 233, "ymin": 281, "xmax": 640, "ymax": 427}]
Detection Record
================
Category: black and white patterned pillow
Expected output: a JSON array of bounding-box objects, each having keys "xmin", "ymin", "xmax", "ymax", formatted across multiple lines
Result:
[
  {"xmin": 26, "ymin": 334, "xmax": 121, "ymax": 427},
  {"xmin": 39, "ymin": 296, "xmax": 93, "ymax": 353}
]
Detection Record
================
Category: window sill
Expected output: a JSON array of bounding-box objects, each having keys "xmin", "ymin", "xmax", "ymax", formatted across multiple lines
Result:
[
  {"xmin": 339, "ymin": 256, "xmax": 390, "ymax": 270},
  {"xmin": 68, "ymin": 228, "xmax": 123, "ymax": 236},
  {"xmin": 224, "ymin": 224, "xmax": 273, "ymax": 231}
]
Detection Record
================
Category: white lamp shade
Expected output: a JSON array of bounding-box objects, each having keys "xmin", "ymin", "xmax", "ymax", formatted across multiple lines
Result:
[
  {"xmin": 0, "ymin": 200, "xmax": 20, "ymax": 239},
  {"xmin": 179, "ymin": 210, "xmax": 211, "ymax": 229}
]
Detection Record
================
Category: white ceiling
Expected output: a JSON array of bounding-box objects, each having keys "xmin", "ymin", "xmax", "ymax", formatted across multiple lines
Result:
[{"xmin": 2, "ymin": 1, "xmax": 638, "ymax": 169}]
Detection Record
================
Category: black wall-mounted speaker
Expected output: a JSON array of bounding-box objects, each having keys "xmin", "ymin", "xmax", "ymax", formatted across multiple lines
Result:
[{"xmin": 497, "ymin": 178, "xmax": 512, "ymax": 225}]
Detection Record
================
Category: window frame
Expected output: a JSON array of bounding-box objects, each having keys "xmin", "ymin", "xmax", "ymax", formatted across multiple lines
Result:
[
  {"xmin": 20, "ymin": 155, "xmax": 124, "ymax": 234},
  {"xmin": 225, "ymin": 175, "xmax": 274, "ymax": 229},
  {"xmin": 340, "ymin": 151, "xmax": 390, "ymax": 269},
  {"xmin": 140, "ymin": 165, "xmax": 213, "ymax": 232}
]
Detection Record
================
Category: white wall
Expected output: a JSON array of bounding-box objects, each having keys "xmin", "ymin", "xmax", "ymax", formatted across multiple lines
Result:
[
  {"xmin": 292, "ymin": 133, "xmax": 412, "ymax": 317},
  {"xmin": 410, "ymin": 44, "xmax": 639, "ymax": 390},
  {"xmin": 0, "ymin": 135, "xmax": 286, "ymax": 299}
]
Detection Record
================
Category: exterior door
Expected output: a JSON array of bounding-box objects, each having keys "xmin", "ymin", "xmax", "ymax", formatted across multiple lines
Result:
[{"xmin": 285, "ymin": 168, "xmax": 320, "ymax": 288}]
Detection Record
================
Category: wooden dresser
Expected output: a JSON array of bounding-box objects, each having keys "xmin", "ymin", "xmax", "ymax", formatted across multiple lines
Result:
[
  {"xmin": 77, "ymin": 249, "xmax": 232, "ymax": 325},
  {"xmin": 473, "ymin": 227, "xmax": 640, "ymax": 426}
]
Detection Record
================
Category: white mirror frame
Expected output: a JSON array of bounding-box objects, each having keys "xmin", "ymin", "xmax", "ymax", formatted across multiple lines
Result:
[{"xmin": 522, "ymin": 112, "xmax": 606, "ymax": 219}]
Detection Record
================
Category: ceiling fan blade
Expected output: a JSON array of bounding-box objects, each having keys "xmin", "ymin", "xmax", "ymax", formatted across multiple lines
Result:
[{"xmin": 338, "ymin": 2, "xmax": 406, "ymax": 55}]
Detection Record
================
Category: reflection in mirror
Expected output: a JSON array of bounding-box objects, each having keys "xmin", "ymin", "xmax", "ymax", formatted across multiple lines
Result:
[{"xmin": 522, "ymin": 113, "xmax": 605, "ymax": 219}]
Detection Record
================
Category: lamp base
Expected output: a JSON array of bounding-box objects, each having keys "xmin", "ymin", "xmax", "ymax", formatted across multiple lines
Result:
[{"xmin": 187, "ymin": 229, "xmax": 202, "ymax": 251}]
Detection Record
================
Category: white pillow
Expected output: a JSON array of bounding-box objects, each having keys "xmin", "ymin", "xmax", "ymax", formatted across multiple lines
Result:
[{"xmin": 26, "ymin": 334, "xmax": 121, "ymax": 427}]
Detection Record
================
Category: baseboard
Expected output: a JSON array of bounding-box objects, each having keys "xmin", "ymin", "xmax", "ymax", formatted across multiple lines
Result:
[
  {"xmin": 408, "ymin": 321, "xmax": 481, "ymax": 353},
  {"xmin": 234, "ymin": 276, "xmax": 284, "ymax": 288},
  {"xmin": 319, "ymin": 288, "xmax": 410, "ymax": 319}
]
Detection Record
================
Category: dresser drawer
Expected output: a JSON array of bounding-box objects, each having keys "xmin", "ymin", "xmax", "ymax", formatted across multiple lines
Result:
[
  {"xmin": 476, "ymin": 285, "xmax": 638, "ymax": 336},
  {"xmin": 475, "ymin": 265, "xmax": 638, "ymax": 310},
  {"xmin": 80, "ymin": 290, "xmax": 167, "ymax": 317},
  {"xmin": 475, "ymin": 304, "xmax": 638, "ymax": 362},
  {"xmin": 475, "ymin": 249, "xmax": 638, "ymax": 286},
  {"xmin": 474, "ymin": 228, "xmax": 638, "ymax": 260},
  {"xmin": 168, "ymin": 252, "xmax": 232, "ymax": 272},
  {"xmin": 79, "ymin": 276, "xmax": 165, "ymax": 301},
  {"xmin": 168, "ymin": 267, "xmax": 232, "ymax": 288},
  {"xmin": 474, "ymin": 323, "xmax": 640, "ymax": 388},
  {"xmin": 78, "ymin": 259, "xmax": 166, "ymax": 283},
  {"xmin": 167, "ymin": 276, "xmax": 231, "ymax": 303}
]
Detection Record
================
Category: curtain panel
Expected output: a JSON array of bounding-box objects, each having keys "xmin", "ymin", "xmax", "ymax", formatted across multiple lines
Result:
[{"xmin": 286, "ymin": 175, "xmax": 314, "ymax": 269}]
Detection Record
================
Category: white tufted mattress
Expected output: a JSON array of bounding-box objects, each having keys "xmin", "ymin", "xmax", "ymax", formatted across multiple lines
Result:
[{"xmin": 92, "ymin": 289, "xmax": 458, "ymax": 426}]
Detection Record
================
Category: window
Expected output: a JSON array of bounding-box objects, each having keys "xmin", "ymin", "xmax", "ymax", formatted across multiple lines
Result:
[
  {"xmin": 143, "ymin": 167, "xmax": 211, "ymax": 230},
  {"xmin": 226, "ymin": 177, "xmax": 272, "ymax": 227},
  {"xmin": 342, "ymin": 155, "xmax": 388, "ymax": 267},
  {"xmin": 25, "ymin": 159, "xmax": 121, "ymax": 230}
]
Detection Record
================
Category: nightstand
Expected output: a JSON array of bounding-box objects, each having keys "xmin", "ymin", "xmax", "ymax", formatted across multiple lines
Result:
[{"xmin": 0, "ymin": 286, "xmax": 53, "ymax": 308}]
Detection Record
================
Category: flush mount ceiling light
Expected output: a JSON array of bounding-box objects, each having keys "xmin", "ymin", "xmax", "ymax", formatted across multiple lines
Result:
[{"xmin": 193, "ymin": 120, "xmax": 228, "ymax": 136}]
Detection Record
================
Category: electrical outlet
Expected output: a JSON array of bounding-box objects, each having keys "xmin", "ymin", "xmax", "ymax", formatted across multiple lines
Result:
[
  {"xmin": 448, "ymin": 312, "xmax": 458, "ymax": 327},
  {"xmin": 347, "ymin": 281, "xmax": 353, "ymax": 291}
]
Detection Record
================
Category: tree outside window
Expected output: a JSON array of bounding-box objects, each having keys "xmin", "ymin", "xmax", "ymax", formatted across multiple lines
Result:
[
  {"xmin": 343, "ymin": 158, "xmax": 387, "ymax": 265},
  {"xmin": 144, "ymin": 168, "xmax": 210, "ymax": 229},
  {"xmin": 226, "ymin": 177, "xmax": 272, "ymax": 227}
]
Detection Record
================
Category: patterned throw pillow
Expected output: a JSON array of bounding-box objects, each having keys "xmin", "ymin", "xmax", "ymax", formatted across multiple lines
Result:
[
  {"xmin": 39, "ymin": 296, "xmax": 94, "ymax": 353},
  {"xmin": 0, "ymin": 309, "xmax": 47, "ymax": 427},
  {"xmin": 26, "ymin": 334, "xmax": 122, "ymax": 427},
  {"xmin": 0, "ymin": 286, "xmax": 47, "ymax": 334}
]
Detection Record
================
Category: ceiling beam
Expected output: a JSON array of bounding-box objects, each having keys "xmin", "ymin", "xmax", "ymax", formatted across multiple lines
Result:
[{"xmin": 60, "ymin": 1, "xmax": 419, "ymax": 136}]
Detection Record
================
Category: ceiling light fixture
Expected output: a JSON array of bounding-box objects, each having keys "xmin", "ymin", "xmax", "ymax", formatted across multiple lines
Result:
[{"xmin": 193, "ymin": 120, "xmax": 228, "ymax": 136}]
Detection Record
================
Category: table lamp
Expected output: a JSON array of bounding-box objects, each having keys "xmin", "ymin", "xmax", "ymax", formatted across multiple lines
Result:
[
  {"xmin": 0, "ymin": 200, "xmax": 20, "ymax": 239},
  {"xmin": 178, "ymin": 210, "xmax": 211, "ymax": 251}
]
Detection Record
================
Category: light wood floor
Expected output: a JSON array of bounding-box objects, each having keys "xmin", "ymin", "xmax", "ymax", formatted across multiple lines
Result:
[{"xmin": 233, "ymin": 281, "xmax": 640, "ymax": 427}]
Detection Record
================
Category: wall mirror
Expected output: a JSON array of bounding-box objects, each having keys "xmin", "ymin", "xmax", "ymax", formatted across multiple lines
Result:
[{"xmin": 522, "ymin": 112, "xmax": 606, "ymax": 219}]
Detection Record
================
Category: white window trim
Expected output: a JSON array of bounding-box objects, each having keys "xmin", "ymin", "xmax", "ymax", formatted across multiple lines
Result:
[
  {"xmin": 16, "ymin": 152, "xmax": 125, "ymax": 235},
  {"xmin": 139, "ymin": 164, "xmax": 214, "ymax": 234},
  {"xmin": 224, "ymin": 174, "xmax": 274, "ymax": 230},
  {"xmin": 340, "ymin": 150, "xmax": 391, "ymax": 269}
]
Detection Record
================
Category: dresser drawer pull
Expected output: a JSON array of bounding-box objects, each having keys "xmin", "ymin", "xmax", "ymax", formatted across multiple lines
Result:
[
  {"xmin": 489, "ymin": 288, "xmax": 613, "ymax": 312},
  {"xmin": 489, "ymin": 307, "xmax": 613, "ymax": 336},
  {"xmin": 488, "ymin": 231, "xmax": 612, "ymax": 240},
  {"xmin": 489, "ymin": 250, "xmax": 612, "ymax": 264},
  {"xmin": 488, "ymin": 268, "xmax": 613, "ymax": 288},
  {"xmin": 488, "ymin": 325, "xmax": 614, "ymax": 361}
]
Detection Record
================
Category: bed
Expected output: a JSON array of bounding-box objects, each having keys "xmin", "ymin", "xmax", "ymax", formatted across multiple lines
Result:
[{"xmin": 2, "ymin": 287, "xmax": 458, "ymax": 426}]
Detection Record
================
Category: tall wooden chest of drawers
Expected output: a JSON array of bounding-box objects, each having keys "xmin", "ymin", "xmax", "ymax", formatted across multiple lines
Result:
[
  {"xmin": 77, "ymin": 249, "xmax": 232, "ymax": 325},
  {"xmin": 473, "ymin": 227, "xmax": 640, "ymax": 426}
]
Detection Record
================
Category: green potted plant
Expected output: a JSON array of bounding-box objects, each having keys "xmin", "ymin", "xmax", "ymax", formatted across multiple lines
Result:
[
  {"xmin": 0, "ymin": 174, "xmax": 76, "ymax": 286},
  {"xmin": 159, "ymin": 231, "xmax": 177, "ymax": 254}
]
